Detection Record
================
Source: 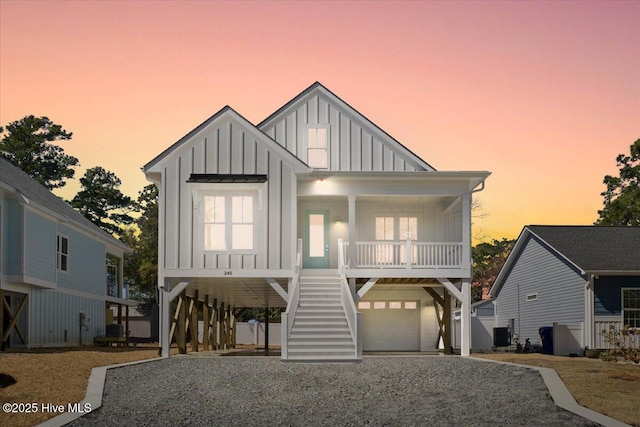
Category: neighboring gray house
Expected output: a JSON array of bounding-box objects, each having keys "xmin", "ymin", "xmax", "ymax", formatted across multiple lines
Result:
[
  {"xmin": 0, "ymin": 157, "xmax": 131, "ymax": 349},
  {"xmin": 489, "ymin": 225, "xmax": 640, "ymax": 351}
]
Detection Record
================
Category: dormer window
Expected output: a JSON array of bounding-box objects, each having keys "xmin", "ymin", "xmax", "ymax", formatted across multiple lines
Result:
[{"xmin": 307, "ymin": 127, "xmax": 328, "ymax": 169}]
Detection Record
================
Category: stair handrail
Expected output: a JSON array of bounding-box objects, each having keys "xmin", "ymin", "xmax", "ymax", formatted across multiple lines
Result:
[
  {"xmin": 338, "ymin": 238, "xmax": 346, "ymax": 274},
  {"xmin": 282, "ymin": 238, "xmax": 303, "ymax": 360},
  {"xmin": 338, "ymin": 238, "xmax": 360, "ymax": 358}
]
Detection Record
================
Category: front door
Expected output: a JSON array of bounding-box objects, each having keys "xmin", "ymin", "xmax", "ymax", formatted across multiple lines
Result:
[{"xmin": 304, "ymin": 211, "xmax": 329, "ymax": 268}]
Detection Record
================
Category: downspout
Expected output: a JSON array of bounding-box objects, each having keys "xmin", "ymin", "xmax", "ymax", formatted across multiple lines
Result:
[{"xmin": 471, "ymin": 181, "xmax": 485, "ymax": 194}]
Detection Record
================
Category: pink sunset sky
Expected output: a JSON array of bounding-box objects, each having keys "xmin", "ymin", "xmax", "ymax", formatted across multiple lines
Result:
[{"xmin": 1, "ymin": 1, "xmax": 638, "ymax": 242}]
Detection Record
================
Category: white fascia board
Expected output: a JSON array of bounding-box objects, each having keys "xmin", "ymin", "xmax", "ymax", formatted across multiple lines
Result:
[
  {"xmin": 487, "ymin": 227, "xmax": 531, "ymax": 299},
  {"xmin": 488, "ymin": 226, "xmax": 588, "ymax": 299},
  {"xmin": 225, "ymin": 110, "xmax": 310, "ymax": 173},
  {"xmin": 526, "ymin": 228, "xmax": 586, "ymax": 275},
  {"xmin": 297, "ymin": 172, "xmax": 489, "ymax": 197},
  {"xmin": 585, "ymin": 270, "xmax": 640, "ymax": 276},
  {"xmin": 144, "ymin": 107, "xmax": 309, "ymax": 175},
  {"xmin": 23, "ymin": 200, "xmax": 131, "ymax": 255},
  {"xmin": 260, "ymin": 84, "xmax": 435, "ymax": 172},
  {"xmin": 162, "ymin": 269, "xmax": 295, "ymax": 278},
  {"xmin": 301, "ymin": 170, "xmax": 490, "ymax": 188}
]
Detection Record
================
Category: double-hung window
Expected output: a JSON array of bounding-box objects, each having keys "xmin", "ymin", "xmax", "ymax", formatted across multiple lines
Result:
[
  {"xmin": 622, "ymin": 289, "xmax": 640, "ymax": 328},
  {"xmin": 307, "ymin": 127, "xmax": 328, "ymax": 169},
  {"xmin": 57, "ymin": 235, "xmax": 68, "ymax": 272},
  {"xmin": 204, "ymin": 194, "xmax": 255, "ymax": 252}
]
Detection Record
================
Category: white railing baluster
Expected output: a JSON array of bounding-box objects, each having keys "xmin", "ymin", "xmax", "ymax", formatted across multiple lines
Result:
[
  {"xmin": 282, "ymin": 238, "xmax": 303, "ymax": 360},
  {"xmin": 349, "ymin": 241, "xmax": 464, "ymax": 269}
]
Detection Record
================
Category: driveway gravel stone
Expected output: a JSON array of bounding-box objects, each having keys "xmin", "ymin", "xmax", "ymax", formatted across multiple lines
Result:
[{"xmin": 69, "ymin": 356, "xmax": 598, "ymax": 426}]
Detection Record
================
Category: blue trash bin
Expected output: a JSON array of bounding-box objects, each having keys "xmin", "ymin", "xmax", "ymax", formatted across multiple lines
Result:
[{"xmin": 538, "ymin": 326, "xmax": 553, "ymax": 355}]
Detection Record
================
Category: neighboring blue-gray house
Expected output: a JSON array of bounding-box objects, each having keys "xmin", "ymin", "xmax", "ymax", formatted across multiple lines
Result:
[
  {"xmin": 0, "ymin": 157, "xmax": 131, "ymax": 349},
  {"xmin": 489, "ymin": 225, "xmax": 640, "ymax": 351}
]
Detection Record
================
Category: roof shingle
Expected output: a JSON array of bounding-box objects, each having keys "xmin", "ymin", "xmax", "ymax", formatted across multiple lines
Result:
[{"xmin": 527, "ymin": 225, "xmax": 640, "ymax": 272}]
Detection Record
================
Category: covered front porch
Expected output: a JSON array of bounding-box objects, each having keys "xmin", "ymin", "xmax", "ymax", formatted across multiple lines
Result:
[{"xmin": 296, "ymin": 171, "xmax": 486, "ymax": 279}]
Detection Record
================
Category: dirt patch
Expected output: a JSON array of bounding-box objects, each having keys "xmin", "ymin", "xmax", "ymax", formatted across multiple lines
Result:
[
  {"xmin": 474, "ymin": 353, "xmax": 640, "ymax": 426},
  {"xmin": 0, "ymin": 345, "xmax": 167, "ymax": 427}
]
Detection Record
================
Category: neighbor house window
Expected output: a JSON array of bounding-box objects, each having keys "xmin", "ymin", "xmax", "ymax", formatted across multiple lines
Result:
[
  {"xmin": 204, "ymin": 194, "xmax": 255, "ymax": 251},
  {"xmin": 622, "ymin": 289, "xmax": 640, "ymax": 328},
  {"xmin": 526, "ymin": 293, "xmax": 538, "ymax": 302},
  {"xmin": 57, "ymin": 235, "xmax": 68, "ymax": 272},
  {"xmin": 307, "ymin": 127, "xmax": 328, "ymax": 168}
]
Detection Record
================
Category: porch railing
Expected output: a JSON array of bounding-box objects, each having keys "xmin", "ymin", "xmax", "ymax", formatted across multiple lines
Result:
[
  {"xmin": 594, "ymin": 318, "xmax": 640, "ymax": 349},
  {"xmin": 281, "ymin": 238, "xmax": 303, "ymax": 360},
  {"xmin": 341, "ymin": 239, "xmax": 463, "ymax": 269},
  {"xmin": 338, "ymin": 239, "xmax": 362, "ymax": 358}
]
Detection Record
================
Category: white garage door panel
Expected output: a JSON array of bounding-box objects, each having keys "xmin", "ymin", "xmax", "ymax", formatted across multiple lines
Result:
[{"xmin": 361, "ymin": 301, "xmax": 420, "ymax": 351}]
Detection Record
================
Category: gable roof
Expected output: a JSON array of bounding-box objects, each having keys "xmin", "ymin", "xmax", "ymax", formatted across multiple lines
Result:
[
  {"xmin": 526, "ymin": 225, "xmax": 640, "ymax": 273},
  {"xmin": 0, "ymin": 157, "xmax": 130, "ymax": 253},
  {"xmin": 489, "ymin": 225, "xmax": 640, "ymax": 298},
  {"xmin": 142, "ymin": 105, "xmax": 309, "ymax": 173},
  {"xmin": 257, "ymin": 81, "xmax": 436, "ymax": 172}
]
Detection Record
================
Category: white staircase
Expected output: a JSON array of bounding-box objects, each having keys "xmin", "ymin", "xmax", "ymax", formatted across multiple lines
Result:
[{"xmin": 285, "ymin": 271, "xmax": 359, "ymax": 362}]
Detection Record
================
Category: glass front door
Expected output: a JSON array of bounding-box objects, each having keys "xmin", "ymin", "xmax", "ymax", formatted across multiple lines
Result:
[{"xmin": 304, "ymin": 211, "xmax": 329, "ymax": 268}]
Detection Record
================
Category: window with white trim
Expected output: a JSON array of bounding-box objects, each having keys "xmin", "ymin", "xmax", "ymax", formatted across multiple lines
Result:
[
  {"xmin": 204, "ymin": 194, "xmax": 255, "ymax": 251},
  {"xmin": 622, "ymin": 288, "xmax": 640, "ymax": 328},
  {"xmin": 57, "ymin": 235, "xmax": 68, "ymax": 272},
  {"xmin": 358, "ymin": 301, "xmax": 371, "ymax": 310},
  {"xmin": 307, "ymin": 127, "xmax": 328, "ymax": 169},
  {"xmin": 375, "ymin": 215, "xmax": 418, "ymax": 263}
]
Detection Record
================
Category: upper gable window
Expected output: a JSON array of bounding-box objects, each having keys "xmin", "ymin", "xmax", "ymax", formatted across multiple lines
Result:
[{"xmin": 307, "ymin": 127, "xmax": 328, "ymax": 169}]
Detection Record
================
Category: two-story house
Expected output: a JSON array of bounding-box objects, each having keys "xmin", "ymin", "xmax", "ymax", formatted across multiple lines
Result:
[
  {"xmin": 0, "ymin": 157, "xmax": 131, "ymax": 349},
  {"xmin": 144, "ymin": 82, "xmax": 490, "ymax": 361}
]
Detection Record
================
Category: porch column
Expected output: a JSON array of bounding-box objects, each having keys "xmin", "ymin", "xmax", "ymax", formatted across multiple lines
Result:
[
  {"xmin": 348, "ymin": 194, "xmax": 356, "ymax": 270},
  {"xmin": 461, "ymin": 193, "xmax": 471, "ymax": 269},
  {"xmin": 160, "ymin": 281, "xmax": 171, "ymax": 357},
  {"xmin": 460, "ymin": 280, "xmax": 471, "ymax": 357},
  {"xmin": 585, "ymin": 276, "xmax": 595, "ymax": 349}
]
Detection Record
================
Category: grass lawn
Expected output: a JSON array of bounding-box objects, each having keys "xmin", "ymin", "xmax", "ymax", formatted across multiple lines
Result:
[
  {"xmin": 474, "ymin": 353, "xmax": 640, "ymax": 427},
  {"xmin": 1, "ymin": 348, "xmax": 638, "ymax": 427}
]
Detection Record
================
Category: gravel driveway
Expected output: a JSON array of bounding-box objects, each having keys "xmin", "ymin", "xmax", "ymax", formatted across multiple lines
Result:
[{"xmin": 69, "ymin": 356, "xmax": 597, "ymax": 426}]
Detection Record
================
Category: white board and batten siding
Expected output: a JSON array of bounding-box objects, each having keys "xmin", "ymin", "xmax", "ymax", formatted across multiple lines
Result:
[
  {"xmin": 159, "ymin": 111, "xmax": 300, "ymax": 272},
  {"xmin": 494, "ymin": 236, "xmax": 586, "ymax": 344},
  {"xmin": 260, "ymin": 91, "xmax": 431, "ymax": 173}
]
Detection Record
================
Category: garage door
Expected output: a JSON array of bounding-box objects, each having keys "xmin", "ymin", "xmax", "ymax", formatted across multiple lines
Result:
[{"xmin": 359, "ymin": 301, "xmax": 420, "ymax": 351}]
